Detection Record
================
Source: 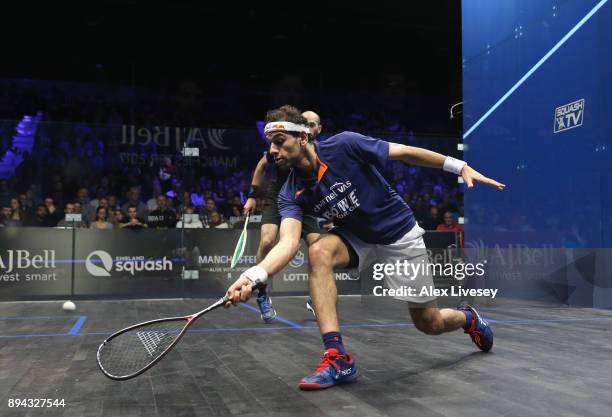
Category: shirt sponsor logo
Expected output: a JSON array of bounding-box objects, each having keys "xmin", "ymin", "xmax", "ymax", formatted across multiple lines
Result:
[
  {"xmin": 313, "ymin": 181, "xmax": 352, "ymax": 213},
  {"xmin": 321, "ymin": 190, "xmax": 361, "ymax": 220}
]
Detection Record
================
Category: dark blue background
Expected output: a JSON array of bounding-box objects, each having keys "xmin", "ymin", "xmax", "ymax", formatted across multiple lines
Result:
[
  {"xmin": 462, "ymin": 0, "xmax": 612, "ymax": 307},
  {"xmin": 463, "ymin": 0, "xmax": 611, "ymax": 247}
]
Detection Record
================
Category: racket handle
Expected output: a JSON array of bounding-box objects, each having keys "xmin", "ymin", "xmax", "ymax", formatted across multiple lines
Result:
[
  {"xmin": 251, "ymin": 280, "xmax": 265, "ymax": 292},
  {"xmin": 222, "ymin": 280, "xmax": 265, "ymax": 305}
]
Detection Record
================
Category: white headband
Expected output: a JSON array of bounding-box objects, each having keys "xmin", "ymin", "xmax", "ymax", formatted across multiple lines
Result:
[{"xmin": 264, "ymin": 121, "xmax": 310, "ymax": 135}]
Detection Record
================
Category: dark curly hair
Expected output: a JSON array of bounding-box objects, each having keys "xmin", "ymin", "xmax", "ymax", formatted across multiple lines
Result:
[{"xmin": 264, "ymin": 105, "xmax": 312, "ymax": 141}]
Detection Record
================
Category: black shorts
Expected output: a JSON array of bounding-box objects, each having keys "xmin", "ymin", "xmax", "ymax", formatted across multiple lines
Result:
[
  {"xmin": 260, "ymin": 197, "xmax": 320, "ymax": 237},
  {"xmin": 327, "ymin": 229, "xmax": 360, "ymax": 269}
]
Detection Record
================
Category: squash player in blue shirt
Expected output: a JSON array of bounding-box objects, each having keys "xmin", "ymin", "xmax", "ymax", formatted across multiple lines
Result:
[{"xmin": 225, "ymin": 105, "xmax": 505, "ymax": 390}]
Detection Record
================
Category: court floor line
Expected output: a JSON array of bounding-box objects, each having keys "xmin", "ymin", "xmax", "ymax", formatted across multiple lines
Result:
[
  {"xmin": 463, "ymin": 0, "xmax": 609, "ymax": 139},
  {"xmin": 1, "ymin": 315, "xmax": 612, "ymax": 340},
  {"xmin": 67, "ymin": 315, "xmax": 87, "ymax": 335},
  {"xmin": 0, "ymin": 315, "xmax": 77, "ymax": 320}
]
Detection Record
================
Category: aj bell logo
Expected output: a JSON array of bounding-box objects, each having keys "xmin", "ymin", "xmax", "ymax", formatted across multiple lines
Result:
[
  {"xmin": 85, "ymin": 250, "xmax": 172, "ymax": 277},
  {"xmin": 0, "ymin": 250, "xmax": 56, "ymax": 273},
  {"xmin": 554, "ymin": 99, "xmax": 584, "ymax": 133}
]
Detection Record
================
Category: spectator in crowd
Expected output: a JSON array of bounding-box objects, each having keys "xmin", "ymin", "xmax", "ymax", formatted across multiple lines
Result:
[
  {"xmin": 75, "ymin": 187, "xmax": 95, "ymax": 224},
  {"xmin": 148, "ymin": 195, "xmax": 176, "ymax": 228},
  {"xmin": 24, "ymin": 204, "xmax": 51, "ymax": 227},
  {"xmin": 119, "ymin": 204, "xmax": 147, "ymax": 229},
  {"xmin": 121, "ymin": 187, "xmax": 148, "ymax": 218},
  {"xmin": 56, "ymin": 202, "xmax": 87, "ymax": 228},
  {"xmin": 229, "ymin": 205, "xmax": 244, "ymax": 228},
  {"xmin": 208, "ymin": 211, "xmax": 229, "ymax": 229},
  {"xmin": 107, "ymin": 194, "xmax": 120, "ymax": 211},
  {"xmin": 89, "ymin": 187, "xmax": 107, "ymax": 210},
  {"xmin": 44, "ymin": 197, "xmax": 62, "ymax": 226},
  {"xmin": 421, "ymin": 206, "xmax": 441, "ymax": 230},
  {"xmin": 9, "ymin": 198, "xmax": 25, "ymax": 226},
  {"xmin": 97, "ymin": 197, "xmax": 109, "ymax": 210},
  {"xmin": 436, "ymin": 211, "xmax": 464, "ymax": 246},
  {"xmin": 436, "ymin": 211, "xmax": 462, "ymax": 232},
  {"xmin": 72, "ymin": 201, "xmax": 89, "ymax": 226},
  {"xmin": 1, "ymin": 206, "xmax": 20, "ymax": 227},
  {"xmin": 0, "ymin": 207, "xmax": 9, "ymax": 226},
  {"xmin": 177, "ymin": 190, "xmax": 195, "ymax": 215},
  {"xmin": 176, "ymin": 206, "xmax": 204, "ymax": 228},
  {"xmin": 202, "ymin": 197, "xmax": 221, "ymax": 227},
  {"xmin": 146, "ymin": 183, "xmax": 163, "ymax": 211},
  {"xmin": 109, "ymin": 208, "xmax": 125, "ymax": 229},
  {"xmin": 90, "ymin": 206, "xmax": 113, "ymax": 229},
  {"xmin": 18, "ymin": 193, "xmax": 34, "ymax": 217}
]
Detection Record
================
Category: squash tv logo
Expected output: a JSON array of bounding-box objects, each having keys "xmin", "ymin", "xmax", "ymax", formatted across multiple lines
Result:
[
  {"xmin": 554, "ymin": 99, "xmax": 584, "ymax": 133},
  {"xmin": 85, "ymin": 250, "xmax": 172, "ymax": 277}
]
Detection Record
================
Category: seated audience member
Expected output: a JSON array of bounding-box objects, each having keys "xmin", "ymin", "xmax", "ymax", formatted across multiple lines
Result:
[
  {"xmin": 9, "ymin": 198, "xmax": 25, "ymax": 226},
  {"xmin": 44, "ymin": 197, "xmax": 63, "ymax": 226},
  {"xmin": 147, "ymin": 185, "xmax": 163, "ymax": 211},
  {"xmin": 436, "ymin": 210, "xmax": 464, "ymax": 246},
  {"xmin": 120, "ymin": 205, "xmax": 147, "ymax": 229},
  {"xmin": 208, "ymin": 211, "xmax": 229, "ymax": 229},
  {"xmin": 56, "ymin": 202, "xmax": 87, "ymax": 228},
  {"xmin": 436, "ymin": 211, "xmax": 463, "ymax": 232},
  {"xmin": 121, "ymin": 187, "xmax": 148, "ymax": 219},
  {"xmin": 89, "ymin": 187, "xmax": 107, "ymax": 210},
  {"xmin": 24, "ymin": 204, "xmax": 51, "ymax": 227},
  {"xmin": 109, "ymin": 209, "xmax": 125, "ymax": 229},
  {"xmin": 202, "ymin": 197, "xmax": 223, "ymax": 227},
  {"xmin": 75, "ymin": 187, "xmax": 95, "ymax": 223},
  {"xmin": 72, "ymin": 201, "xmax": 89, "ymax": 226},
  {"xmin": 1, "ymin": 206, "xmax": 20, "ymax": 227},
  {"xmin": 228, "ymin": 205, "xmax": 244, "ymax": 228},
  {"xmin": 148, "ymin": 195, "xmax": 176, "ymax": 228},
  {"xmin": 107, "ymin": 194, "xmax": 120, "ymax": 211},
  {"xmin": 176, "ymin": 191, "xmax": 195, "ymax": 215},
  {"xmin": 421, "ymin": 206, "xmax": 442, "ymax": 230},
  {"xmin": 18, "ymin": 193, "xmax": 35, "ymax": 218},
  {"xmin": 97, "ymin": 197, "xmax": 110, "ymax": 210},
  {"xmin": 90, "ymin": 206, "xmax": 113, "ymax": 229},
  {"xmin": 176, "ymin": 206, "xmax": 204, "ymax": 228}
]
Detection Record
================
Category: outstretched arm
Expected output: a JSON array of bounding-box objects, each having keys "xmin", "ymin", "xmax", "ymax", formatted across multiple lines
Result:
[
  {"xmin": 388, "ymin": 143, "xmax": 506, "ymax": 190},
  {"xmin": 244, "ymin": 155, "xmax": 269, "ymax": 215},
  {"xmin": 225, "ymin": 217, "xmax": 302, "ymax": 306}
]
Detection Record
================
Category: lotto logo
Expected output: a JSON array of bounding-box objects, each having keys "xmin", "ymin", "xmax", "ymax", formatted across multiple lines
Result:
[{"xmin": 554, "ymin": 99, "xmax": 584, "ymax": 133}]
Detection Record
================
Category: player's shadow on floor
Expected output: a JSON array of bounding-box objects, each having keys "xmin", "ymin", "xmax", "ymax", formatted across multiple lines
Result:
[{"xmin": 346, "ymin": 351, "xmax": 489, "ymax": 388}]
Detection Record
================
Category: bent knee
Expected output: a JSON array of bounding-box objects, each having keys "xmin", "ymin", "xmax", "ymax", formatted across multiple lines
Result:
[
  {"xmin": 259, "ymin": 238, "xmax": 276, "ymax": 253},
  {"xmin": 308, "ymin": 241, "xmax": 335, "ymax": 265}
]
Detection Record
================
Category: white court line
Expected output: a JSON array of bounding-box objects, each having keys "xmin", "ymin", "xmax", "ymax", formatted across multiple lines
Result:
[{"xmin": 463, "ymin": 0, "xmax": 609, "ymax": 139}]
